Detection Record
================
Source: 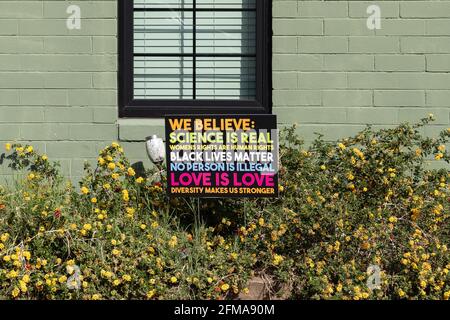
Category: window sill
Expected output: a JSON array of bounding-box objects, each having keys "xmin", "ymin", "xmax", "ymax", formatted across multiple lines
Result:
[{"xmin": 117, "ymin": 118, "xmax": 165, "ymax": 142}]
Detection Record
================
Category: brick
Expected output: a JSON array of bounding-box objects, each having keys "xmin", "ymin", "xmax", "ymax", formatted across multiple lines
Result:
[
  {"xmin": 118, "ymin": 120, "xmax": 165, "ymax": 142},
  {"xmin": 376, "ymin": 20, "xmax": 426, "ymax": 36},
  {"xmin": 20, "ymin": 124, "xmax": 70, "ymax": 141},
  {"xmin": 44, "ymin": 72, "xmax": 92, "ymax": 89},
  {"xmin": 273, "ymin": 19, "xmax": 323, "ymax": 36},
  {"xmin": 68, "ymin": 124, "xmax": 117, "ymax": 141},
  {"xmin": 323, "ymin": 90, "xmax": 373, "ymax": 107},
  {"xmin": 375, "ymin": 55, "xmax": 425, "ymax": 71},
  {"xmin": 0, "ymin": 90, "xmax": 19, "ymax": 105},
  {"xmin": 0, "ymin": 20, "xmax": 18, "ymax": 35},
  {"xmin": 323, "ymin": 54, "xmax": 374, "ymax": 71},
  {"xmin": 298, "ymin": 36, "xmax": 348, "ymax": 53},
  {"xmin": 401, "ymin": 2, "xmax": 450, "ymax": 18},
  {"xmin": 0, "ymin": 55, "xmax": 21, "ymax": 71},
  {"xmin": 374, "ymin": 90, "xmax": 425, "ymax": 107},
  {"xmin": 427, "ymin": 91, "xmax": 450, "ymax": 107},
  {"xmin": 93, "ymin": 72, "xmax": 117, "ymax": 89},
  {"xmin": 93, "ymin": 107, "xmax": 118, "ymax": 123},
  {"xmin": 427, "ymin": 54, "xmax": 450, "ymax": 72},
  {"xmin": 273, "ymin": 36, "xmax": 297, "ymax": 54},
  {"xmin": 68, "ymin": 90, "xmax": 117, "ymax": 106},
  {"xmin": 0, "ymin": 1, "xmax": 43, "ymax": 18},
  {"xmin": 273, "ymin": 54, "xmax": 322, "ymax": 71},
  {"xmin": 273, "ymin": 90, "xmax": 322, "ymax": 106},
  {"xmin": 273, "ymin": 1, "xmax": 297, "ymax": 18},
  {"xmin": 19, "ymin": 89, "xmax": 68, "ymax": 106},
  {"xmin": 44, "ymin": 37, "xmax": 92, "ymax": 54},
  {"xmin": 349, "ymin": 73, "xmax": 450, "ymax": 90},
  {"xmin": 274, "ymin": 107, "xmax": 347, "ymax": 124},
  {"xmin": 0, "ymin": 73, "xmax": 44, "ymax": 89},
  {"xmin": 401, "ymin": 37, "xmax": 450, "ymax": 53},
  {"xmin": 299, "ymin": 73, "xmax": 347, "ymax": 89},
  {"xmin": 273, "ymin": 72, "xmax": 297, "ymax": 89},
  {"xmin": 426, "ymin": 20, "xmax": 450, "ymax": 36},
  {"xmin": 349, "ymin": 37, "xmax": 399, "ymax": 53},
  {"xmin": 325, "ymin": 19, "xmax": 374, "ymax": 36},
  {"xmin": 347, "ymin": 108, "xmax": 399, "ymax": 125},
  {"xmin": 46, "ymin": 142, "xmax": 98, "ymax": 158},
  {"xmin": 44, "ymin": 107, "xmax": 93, "ymax": 123},
  {"xmin": 298, "ymin": 1, "xmax": 347, "ymax": 18},
  {"xmin": 0, "ymin": 107, "xmax": 44, "ymax": 122},
  {"xmin": 93, "ymin": 36, "xmax": 117, "ymax": 54}
]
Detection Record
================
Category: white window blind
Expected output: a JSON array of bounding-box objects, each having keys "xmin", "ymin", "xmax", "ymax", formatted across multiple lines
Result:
[{"xmin": 133, "ymin": 0, "xmax": 257, "ymax": 100}]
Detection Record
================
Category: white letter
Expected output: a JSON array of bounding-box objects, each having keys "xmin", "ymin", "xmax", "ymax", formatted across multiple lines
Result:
[
  {"xmin": 367, "ymin": 5, "xmax": 381, "ymax": 30},
  {"xmin": 66, "ymin": 5, "xmax": 81, "ymax": 30}
]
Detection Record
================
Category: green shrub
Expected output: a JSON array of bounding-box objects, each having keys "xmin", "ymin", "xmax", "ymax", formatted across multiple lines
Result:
[{"xmin": 0, "ymin": 117, "xmax": 449, "ymax": 300}]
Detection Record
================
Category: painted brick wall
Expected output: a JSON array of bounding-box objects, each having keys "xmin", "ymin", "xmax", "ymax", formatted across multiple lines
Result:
[
  {"xmin": 272, "ymin": 0, "xmax": 450, "ymax": 146},
  {"xmin": 1, "ymin": 0, "xmax": 450, "ymax": 181}
]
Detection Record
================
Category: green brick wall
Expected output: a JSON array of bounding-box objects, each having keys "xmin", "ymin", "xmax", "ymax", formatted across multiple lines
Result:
[{"xmin": 1, "ymin": 0, "xmax": 450, "ymax": 181}]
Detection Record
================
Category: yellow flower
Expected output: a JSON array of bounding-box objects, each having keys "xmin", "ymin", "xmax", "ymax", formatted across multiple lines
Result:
[
  {"xmin": 59, "ymin": 276, "xmax": 67, "ymax": 284},
  {"xmin": 388, "ymin": 216, "xmax": 398, "ymax": 223},
  {"xmin": 258, "ymin": 218, "xmax": 265, "ymax": 226},
  {"xmin": 320, "ymin": 165, "xmax": 326, "ymax": 170},
  {"xmin": 108, "ymin": 162, "xmax": 116, "ymax": 171},
  {"xmin": 221, "ymin": 283, "xmax": 230, "ymax": 291},
  {"xmin": 11, "ymin": 287, "xmax": 20, "ymax": 298},
  {"xmin": 140, "ymin": 224, "xmax": 147, "ymax": 230},
  {"xmin": 91, "ymin": 197, "xmax": 97, "ymax": 204},
  {"xmin": 273, "ymin": 254, "xmax": 284, "ymax": 266},
  {"xmin": 136, "ymin": 177, "xmax": 144, "ymax": 184},
  {"xmin": 207, "ymin": 277, "xmax": 213, "ymax": 284},
  {"xmin": 112, "ymin": 249, "xmax": 121, "ymax": 256},
  {"xmin": 170, "ymin": 276, "xmax": 178, "ymax": 284},
  {"xmin": 113, "ymin": 279, "xmax": 121, "ymax": 286},
  {"xmin": 111, "ymin": 173, "xmax": 120, "ymax": 180},
  {"xmin": 112, "ymin": 142, "xmax": 120, "ymax": 148},
  {"xmin": 168, "ymin": 236, "xmax": 178, "ymax": 248},
  {"xmin": 98, "ymin": 157, "xmax": 105, "ymax": 165},
  {"xmin": 338, "ymin": 143, "xmax": 346, "ymax": 150},
  {"xmin": 279, "ymin": 185, "xmax": 284, "ymax": 192},
  {"xmin": 5, "ymin": 143, "xmax": 11, "ymax": 151},
  {"xmin": 444, "ymin": 291, "xmax": 450, "ymax": 300},
  {"xmin": 42, "ymin": 155, "xmax": 48, "ymax": 161},
  {"xmin": 122, "ymin": 189, "xmax": 129, "ymax": 202},
  {"xmin": 147, "ymin": 290, "xmax": 156, "ymax": 299},
  {"xmin": 420, "ymin": 280, "xmax": 427, "ymax": 288},
  {"xmin": 438, "ymin": 145, "xmax": 446, "ymax": 152},
  {"xmin": 111, "ymin": 239, "xmax": 117, "ymax": 246},
  {"xmin": 1, "ymin": 233, "xmax": 10, "ymax": 242},
  {"xmin": 103, "ymin": 183, "xmax": 111, "ymax": 190},
  {"xmin": 81, "ymin": 187, "xmax": 89, "ymax": 195},
  {"xmin": 127, "ymin": 167, "xmax": 136, "ymax": 176},
  {"xmin": 125, "ymin": 207, "xmax": 135, "ymax": 218},
  {"xmin": 122, "ymin": 274, "xmax": 132, "ymax": 282},
  {"xmin": 92, "ymin": 294, "xmax": 102, "ymax": 300},
  {"xmin": 83, "ymin": 224, "xmax": 92, "ymax": 231},
  {"xmin": 26, "ymin": 146, "xmax": 33, "ymax": 153}
]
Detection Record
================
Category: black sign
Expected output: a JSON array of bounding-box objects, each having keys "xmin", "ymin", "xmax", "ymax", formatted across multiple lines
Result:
[{"xmin": 165, "ymin": 115, "xmax": 279, "ymax": 198}]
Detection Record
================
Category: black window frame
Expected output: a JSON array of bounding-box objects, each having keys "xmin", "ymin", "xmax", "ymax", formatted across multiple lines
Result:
[{"xmin": 118, "ymin": 0, "xmax": 272, "ymax": 118}]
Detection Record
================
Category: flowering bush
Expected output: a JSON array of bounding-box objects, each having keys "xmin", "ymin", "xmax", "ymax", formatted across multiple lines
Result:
[{"xmin": 0, "ymin": 117, "xmax": 449, "ymax": 300}]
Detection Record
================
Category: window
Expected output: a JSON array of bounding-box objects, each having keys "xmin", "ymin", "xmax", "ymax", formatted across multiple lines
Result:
[{"xmin": 119, "ymin": 0, "xmax": 272, "ymax": 117}]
